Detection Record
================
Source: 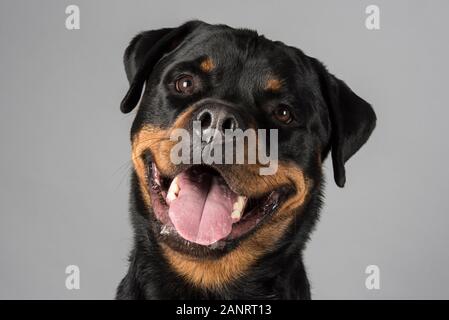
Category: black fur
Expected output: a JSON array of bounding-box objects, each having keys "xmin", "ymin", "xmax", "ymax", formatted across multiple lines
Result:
[{"xmin": 116, "ymin": 21, "xmax": 376, "ymax": 299}]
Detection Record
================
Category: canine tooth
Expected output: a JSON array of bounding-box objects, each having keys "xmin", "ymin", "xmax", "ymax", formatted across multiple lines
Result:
[
  {"xmin": 168, "ymin": 177, "xmax": 179, "ymax": 195},
  {"xmin": 231, "ymin": 210, "xmax": 242, "ymax": 222},
  {"xmin": 233, "ymin": 196, "xmax": 247, "ymax": 212},
  {"xmin": 232, "ymin": 196, "xmax": 247, "ymax": 222},
  {"xmin": 166, "ymin": 177, "xmax": 179, "ymax": 203},
  {"xmin": 166, "ymin": 191, "xmax": 177, "ymax": 203}
]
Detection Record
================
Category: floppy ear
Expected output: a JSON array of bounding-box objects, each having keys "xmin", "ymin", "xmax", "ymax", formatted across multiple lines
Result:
[
  {"xmin": 120, "ymin": 20, "xmax": 203, "ymax": 113},
  {"xmin": 310, "ymin": 58, "xmax": 376, "ymax": 188}
]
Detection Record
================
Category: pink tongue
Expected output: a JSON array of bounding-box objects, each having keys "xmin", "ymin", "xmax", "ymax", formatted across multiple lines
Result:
[{"xmin": 168, "ymin": 170, "xmax": 237, "ymax": 245}]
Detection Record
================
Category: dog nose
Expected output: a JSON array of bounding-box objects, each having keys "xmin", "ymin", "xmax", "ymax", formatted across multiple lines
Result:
[{"xmin": 195, "ymin": 106, "xmax": 240, "ymax": 135}]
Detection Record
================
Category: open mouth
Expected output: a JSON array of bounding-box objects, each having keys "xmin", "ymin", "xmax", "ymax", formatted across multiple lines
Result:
[{"xmin": 146, "ymin": 161, "xmax": 293, "ymax": 248}]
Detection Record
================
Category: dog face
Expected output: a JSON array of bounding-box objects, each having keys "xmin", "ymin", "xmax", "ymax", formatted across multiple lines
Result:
[{"xmin": 121, "ymin": 21, "xmax": 375, "ymax": 288}]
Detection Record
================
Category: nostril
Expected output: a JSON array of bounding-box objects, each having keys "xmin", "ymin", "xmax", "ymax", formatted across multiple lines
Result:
[
  {"xmin": 222, "ymin": 117, "xmax": 236, "ymax": 131},
  {"xmin": 198, "ymin": 111, "xmax": 212, "ymax": 129}
]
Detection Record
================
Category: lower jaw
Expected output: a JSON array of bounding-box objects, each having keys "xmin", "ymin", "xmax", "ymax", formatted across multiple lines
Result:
[
  {"xmin": 147, "ymin": 201, "xmax": 284, "ymax": 257},
  {"xmin": 143, "ymin": 163, "xmax": 293, "ymax": 254}
]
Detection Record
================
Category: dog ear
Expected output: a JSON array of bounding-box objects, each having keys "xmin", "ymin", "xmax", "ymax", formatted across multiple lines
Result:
[
  {"xmin": 120, "ymin": 20, "xmax": 203, "ymax": 113},
  {"xmin": 310, "ymin": 57, "xmax": 376, "ymax": 187}
]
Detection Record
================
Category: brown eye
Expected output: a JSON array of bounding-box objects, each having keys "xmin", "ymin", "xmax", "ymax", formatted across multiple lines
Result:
[
  {"xmin": 175, "ymin": 75, "xmax": 195, "ymax": 94},
  {"xmin": 273, "ymin": 104, "xmax": 293, "ymax": 124}
]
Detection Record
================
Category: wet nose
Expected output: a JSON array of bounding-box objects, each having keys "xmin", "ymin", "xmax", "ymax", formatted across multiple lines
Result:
[{"xmin": 195, "ymin": 106, "xmax": 240, "ymax": 135}]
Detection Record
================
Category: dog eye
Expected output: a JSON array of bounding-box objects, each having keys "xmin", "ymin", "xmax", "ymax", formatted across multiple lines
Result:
[
  {"xmin": 273, "ymin": 104, "xmax": 293, "ymax": 124},
  {"xmin": 174, "ymin": 75, "xmax": 195, "ymax": 94}
]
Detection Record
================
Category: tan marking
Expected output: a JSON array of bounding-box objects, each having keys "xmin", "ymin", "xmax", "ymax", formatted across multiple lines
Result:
[
  {"xmin": 200, "ymin": 57, "xmax": 215, "ymax": 73},
  {"xmin": 161, "ymin": 214, "xmax": 293, "ymax": 290},
  {"xmin": 131, "ymin": 107, "xmax": 196, "ymax": 208},
  {"xmin": 160, "ymin": 162, "xmax": 310, "ymax": 289},
  {"xmin": 265, "ymin": 78, "xmax": 282, "ymax": 91},
  {"xmin": 130, "ymin": 106, "xmax": 312, "ymax": 290}
]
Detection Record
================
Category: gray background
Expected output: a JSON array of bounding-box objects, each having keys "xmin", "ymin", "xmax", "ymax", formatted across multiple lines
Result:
[{"xmin": 1, "ymin": 0, "xmax": 448, "ymax": 299}]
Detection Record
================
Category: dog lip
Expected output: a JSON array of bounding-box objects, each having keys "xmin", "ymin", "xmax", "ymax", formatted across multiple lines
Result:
[
  {"xmin": 151, "ymin": 163, "xmax": 251, "ymax": 197},
  {"xmin": 145, "ymin": 160, "xmax": 295, "ymax": 247},
  {"xmin": 147, "ymin": 158, "xmax": 296, "ymax": 201},
  {"xmin": 141, "ymin": 145, "xmax": 292, "ymax": 198}
]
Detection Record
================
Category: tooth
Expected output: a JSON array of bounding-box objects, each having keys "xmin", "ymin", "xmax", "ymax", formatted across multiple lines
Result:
[
  {"xmin": 166, "ymin": 191, "xmax": 177, "ymax": 203},
  {"xmin": 166, "ymin": 177, "xmax": 179, "ymax": 203},
  {"xmin": 231, "ymin": 210, "xmax": 242, "ymax": 222},
  {"xmin": 169, "ymin": 177, "xmax": 179, "ymax": 194},
  {"xmin": 153, "ymin": 163, "xmax": 161, "ymax": 186},
  {"xmin": 231, "ymin": 196, "xmax": 247, "ymax": 222},
  {"xmin": 160, "ymin": 225, "xmax": 170, "ymax": 235},
  {"xmin": 233, "ymin": 196, "xmax": 247, "ymax": 212}
]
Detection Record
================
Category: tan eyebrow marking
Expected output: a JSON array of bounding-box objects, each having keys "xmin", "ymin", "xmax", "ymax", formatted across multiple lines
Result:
[
  {"xmin": 265, "ymin": 78, "xmax": 282, "ymax": 91},
  {"xmin": 200, "ymin": 57, "xmax": 215, "ymax": 72}
]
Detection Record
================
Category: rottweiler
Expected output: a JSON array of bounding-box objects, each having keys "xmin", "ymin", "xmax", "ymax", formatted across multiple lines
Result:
[{"xmin": 116, "ymin": 20, "xmax": 376, "ymax": 300}]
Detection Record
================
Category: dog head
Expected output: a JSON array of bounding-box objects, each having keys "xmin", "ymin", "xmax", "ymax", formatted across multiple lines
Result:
[{"xmin": 121, "ymin": 21, "xmax": 376, "ymax": 288}]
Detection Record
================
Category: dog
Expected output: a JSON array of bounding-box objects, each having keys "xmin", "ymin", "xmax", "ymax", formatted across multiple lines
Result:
[{"xmin": 116, "ymin": 20, "xmax": 376, "ymax": 299}]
